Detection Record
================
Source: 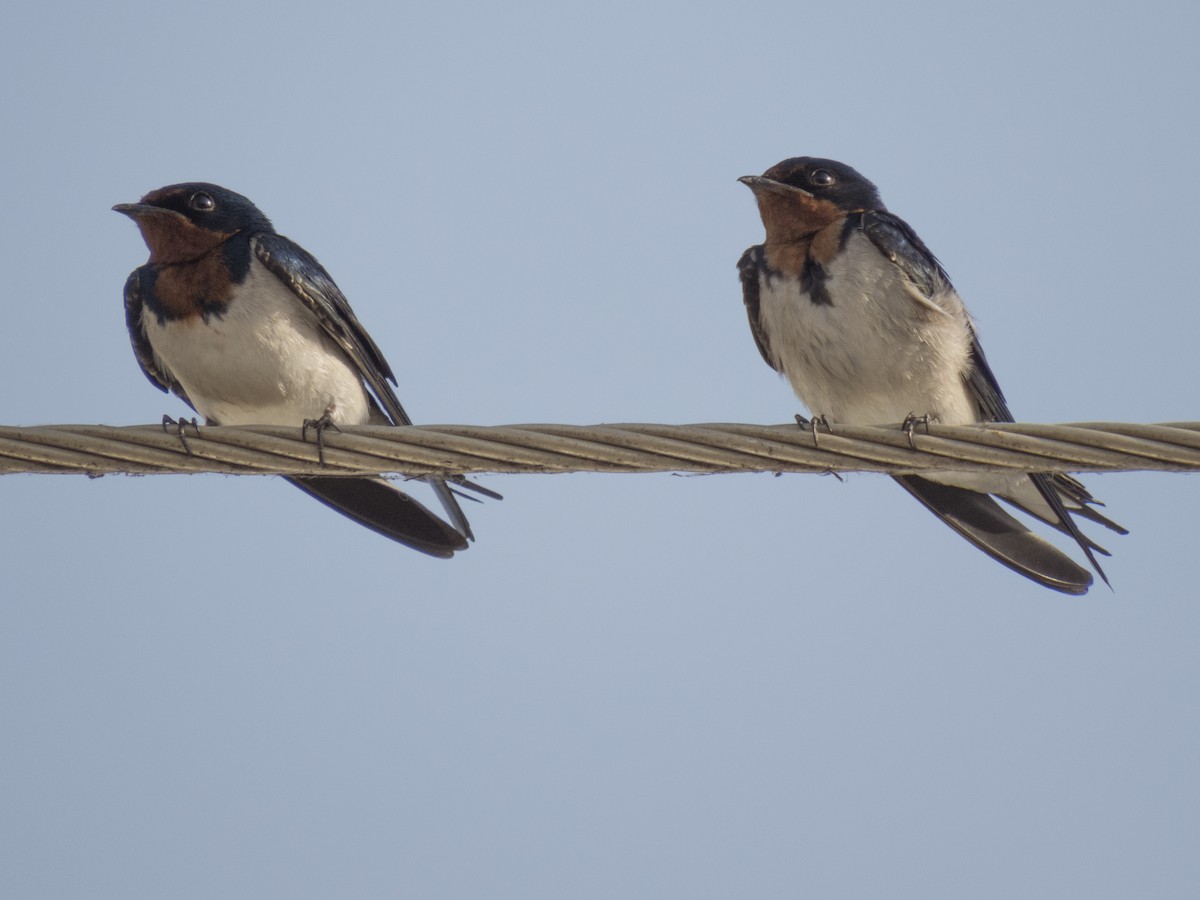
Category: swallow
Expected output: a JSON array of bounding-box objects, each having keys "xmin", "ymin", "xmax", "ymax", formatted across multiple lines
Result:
[
  {"xmin": 738, "ymin": 157, "xmax": 1126, "ymax": 594},
  {"xmin": 115, "ymin": 182, "xmax": 481, "ymax": 558}
]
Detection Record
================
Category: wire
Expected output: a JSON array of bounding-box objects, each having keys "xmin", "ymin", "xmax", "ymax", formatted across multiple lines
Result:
[{"xmin": 0, "ymin": 422, "xmax": 1197, "ymax": 477}]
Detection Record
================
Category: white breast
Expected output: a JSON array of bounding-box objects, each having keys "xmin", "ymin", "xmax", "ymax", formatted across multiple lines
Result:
[
  {"xmin": 757, "ymin": 232, "xmax": 978, "ymax": 426},
  {"xmin": 143, "ymin": 258, "xmax": 372, "ymax": 427}
]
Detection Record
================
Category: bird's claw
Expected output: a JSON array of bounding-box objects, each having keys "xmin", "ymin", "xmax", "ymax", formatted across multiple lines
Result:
[
  {"xmin": 161, "ymin": 415, "xmax": 200, "ymax": 455},
  {"xmin": 301, "ymin": 412, "xmax": 342, "ymax": 466},
  {"xmin": 901, "ymin": 413, "xmax": 930, "ymax": 449},
  {"xmin": 795, "ymin": 413, "xmax": 832, "ymax": 448}
]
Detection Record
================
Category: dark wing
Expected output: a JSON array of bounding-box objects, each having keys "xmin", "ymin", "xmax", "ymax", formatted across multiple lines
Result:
[
  {"xmin": 859, "ymin": 210, "xmax": 954, "ymax": 301},
  {"xmin": 737, "ymin": 245, "xmax": 778, "ymax": 371},
  {"xmin": 859, "ymin": 210, "xmax": 1116, "ymax": 586},
  {"xmin": 895, "ymin": 475, "xmax": 1093, "ymax": 595},
  {"xmin": 124, "ymin": 267, "xmax": 196, "ymax": 410},
  {"xmin": 861, "ymin": 211, "xmax": 1012, "ymax": 423},
  {"xmin": 252, "ymin": 233, "xmax": 411, "ymax": 425},
  {"xmin": 859, "ymin": 211, "xmax": 1003, "ymax": 416},
  {"xmin": 962, "ymin": 336, "xmax": 1013, "ymax": 423},
  {"xmin": 286, "ymin": 476, "xmax": 468, "ymax": 558},
  {"xmin": 252, "ymin": 233, "xmax": 479, "ymax": 538},
  {"xmin": 856, "ymin": 211, "xmax": 1021, "ymax": 420}
]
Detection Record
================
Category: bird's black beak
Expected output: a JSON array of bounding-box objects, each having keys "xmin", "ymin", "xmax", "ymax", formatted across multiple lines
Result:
[
  {"xmin": 112, "ymin": 202, "xmax": 155, "ymax": 220},
  {"xmin": 113, "ymin": 203, "xmax": 192, "ymax": 230},
  {"xmin": 738, "ymin": 175, "xmax": 813, "ymax": 199}
]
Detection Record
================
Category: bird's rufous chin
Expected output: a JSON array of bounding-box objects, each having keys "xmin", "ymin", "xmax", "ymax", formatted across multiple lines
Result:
[
  {"xmin": 113, "ymin": 203, "xmax": 234, "ymax": 265},
  {"xmin": 740, "ymin": 175, "xmax": 844, "ymax": 246}
]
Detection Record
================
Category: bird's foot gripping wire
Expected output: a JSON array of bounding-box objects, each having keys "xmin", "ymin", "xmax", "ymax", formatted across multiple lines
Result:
[
  {"xmin": 900, "ymin": 412, "xmax": 930, "ymax": 450},
  {"xmin": 162, "ymin": 415, "xmax": 201, "ymax": 455},
  {"xmin": 795, "ymin": 413, "xmax": 832, "ymax": 448},
  {"xmin": 301, "ymin": 412, "xmax": 342, "ymax": 466}
]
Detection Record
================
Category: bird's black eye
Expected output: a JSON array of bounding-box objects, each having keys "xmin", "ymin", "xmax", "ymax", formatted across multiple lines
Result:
[
  {"xmin": 189, "ymin": 192, "xmax": 215, "ymax": 212},
  {"xmin": 809, "ymin": 169, "xmax": 835, "ymax": 188}
]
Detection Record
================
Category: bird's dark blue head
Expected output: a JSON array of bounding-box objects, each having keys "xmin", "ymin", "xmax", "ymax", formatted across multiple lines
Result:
[
  {"xmin": 114, "ymin": 182, "xmax": 274, "ymax": 265},
  {"xmin": 740, "ymin": 157, "xmax": 884, "ymax": 243},
  {"xmin": 756, "ymin": 158, "xmax": 883, "ymax": 211}
]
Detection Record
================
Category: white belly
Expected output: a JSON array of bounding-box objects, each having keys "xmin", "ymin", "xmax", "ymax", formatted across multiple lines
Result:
[
  {"xmin": 144, "ymin": 258, "xmax": 372, "ymax": 427},
  {"xmin": 758, "ymin": 234, "xmax": 978, "ymax": 426}
]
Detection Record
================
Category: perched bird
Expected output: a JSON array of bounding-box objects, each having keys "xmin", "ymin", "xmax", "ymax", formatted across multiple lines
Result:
[
  {"xmin": 738, "ymin": 157, "xmax": 1125, "ymax": 594},
  {"xmin": 115, "ymin": 182, "xmax": 478, "ymax": 557}
]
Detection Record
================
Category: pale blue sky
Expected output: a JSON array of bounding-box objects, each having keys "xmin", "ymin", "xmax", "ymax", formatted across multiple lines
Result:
[{"xmin": 3, "ymin": 2, "xmax": 1199, "ymax": 897}]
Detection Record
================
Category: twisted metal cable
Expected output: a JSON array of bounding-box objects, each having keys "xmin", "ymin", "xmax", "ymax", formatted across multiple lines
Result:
[{"xmin": 0, "ymin": 422, "xmax": 1198, "ymax": 478}]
